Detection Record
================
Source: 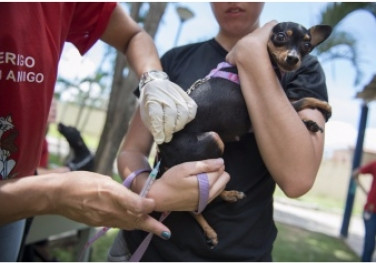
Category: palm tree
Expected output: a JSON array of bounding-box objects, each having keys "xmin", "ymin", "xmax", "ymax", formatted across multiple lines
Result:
[
  {"xmin": 94, "ymin": 3, "xmax": 168, "ymax": 175},
  {"xmin": 57, "ymin": 68, "xmax": 110, "ymax": 131},
  {"xmin": 315, "ymin": 2, "xmax": 376, "ymax": 237},
  {"xmin": 316, "ymin": 2, "xmax": 375, "ymax": 84}
]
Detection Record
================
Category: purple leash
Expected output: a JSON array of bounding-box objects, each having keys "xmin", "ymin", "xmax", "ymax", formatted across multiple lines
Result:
[
  {"xmin": 130, "ymin": 62, "xmax": 237, "ymax": 260},
  {"xmin": 130, "ymin": 172, "xmax": 210, "ymax": 262},
  {"xmin": 129, "ymin": 212, "xmax": 169, "ymax": 262},
  {"xmin": 79, "ymin": 169, "xmax": 210, "ymax": 262},
  {"xmin": 125, "ymin": 62, "xmax": 236, "ymax": 260},
  {"xmin": 80, "ymin": 60, "xmax": 236, "ymax": 260},
  {"xmin": 78, "ymin": 168, "xmax": 151, "ymax": 261}
]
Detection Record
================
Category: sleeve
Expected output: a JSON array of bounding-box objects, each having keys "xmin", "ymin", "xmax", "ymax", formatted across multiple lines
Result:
[
  {"xmin": 282, "ymin": 55, "xmax": 329, "ymax": 102},
  {"xmin": 161, "ymin": 48, "xmax": 178, "ymax": 81},
  {"xmin": 38, "ymin": 139, "xmax": 49, "ymax": 168},
  {"xmin": 360, "ymin": 162, "xmax": 376, "ymax": 175},
  {"xmin": 67, "ymin": 2, "xmax": 117, "ymax": 55}
]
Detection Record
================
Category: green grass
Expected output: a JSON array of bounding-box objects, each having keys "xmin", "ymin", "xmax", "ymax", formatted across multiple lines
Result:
[
  {"xmin": 44, "ymin": 130, "xmax": 360, "ymax": 261},
  {"xmin": 46, "ymin": 221, "xmax": 359, "ymax": 262},
  {"xmin": 273, "ymin": 222, "xmax": 359, "ymax": 262},
  {"xmin": 273, "ymin": 186, "xmax": 364, "ymax": 216},
  {"xmin": 44, "ymin": 151, "xmax": 360, "ymax": 261}
]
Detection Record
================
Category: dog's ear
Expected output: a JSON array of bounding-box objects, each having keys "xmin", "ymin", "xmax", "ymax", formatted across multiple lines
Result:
[{"xmin": 309, "ymin": 25, "xmax": 332, "ymax": 47}]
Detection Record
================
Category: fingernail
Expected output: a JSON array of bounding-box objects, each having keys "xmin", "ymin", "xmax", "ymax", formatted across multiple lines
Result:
[
  {"xmin": 216, "ymin": 158, "xmax": 224, "ymax": 164},
  {"xmin": 161, "ymin": 231, "xmax": 171, "ymax": 240}
]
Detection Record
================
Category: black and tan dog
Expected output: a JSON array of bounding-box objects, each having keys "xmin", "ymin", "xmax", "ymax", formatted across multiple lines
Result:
[
  {"xmin": 158, "ymin": 22, "xmax": 332, "ymax": 247},
  {"xmin": 57, "ymin": 123, "xmax": 94, "ymax": 171}
]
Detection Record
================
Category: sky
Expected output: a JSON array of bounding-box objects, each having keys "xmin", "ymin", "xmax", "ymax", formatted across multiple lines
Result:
[{"xmin": 58, "ymin": 2, "xmax": 376, "ymax": 157}]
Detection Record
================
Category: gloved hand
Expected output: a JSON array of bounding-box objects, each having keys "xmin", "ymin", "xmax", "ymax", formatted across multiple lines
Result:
[{"xmin": 139, "ymin": 79, "xmax": 197, "ymax": 144}]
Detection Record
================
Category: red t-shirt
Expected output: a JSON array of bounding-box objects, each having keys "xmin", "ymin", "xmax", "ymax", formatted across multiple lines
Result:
[
  {"xmin": 0, "ymin": 2, "xmax": 116, "ymax": 179},
  {"xmin": 39, "ymin": 138, "xmax": 49, "ymax": 169},
  {"xmin": 360, "ymin": 161, "xmax": 376, "ymax": 211}
]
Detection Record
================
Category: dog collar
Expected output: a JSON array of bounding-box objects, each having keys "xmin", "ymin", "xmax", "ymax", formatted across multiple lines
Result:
[{"xmin": 206, "ymin": 62, "xmax": 240, "ymax": 84}]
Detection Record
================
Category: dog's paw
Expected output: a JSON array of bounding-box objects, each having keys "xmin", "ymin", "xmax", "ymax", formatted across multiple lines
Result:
[
  {"xmin": 303, "ymin": 119, "xmax": 323, "ymax": 133},
  {"xmin": 205, "ymin": 232, "xmax": 218, "ymax": 249},
  {"xmin": 220, "ymin": 190, "xmax": 246, "ymax": 203}
]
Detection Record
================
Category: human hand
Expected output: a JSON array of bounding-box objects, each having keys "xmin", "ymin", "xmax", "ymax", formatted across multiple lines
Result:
[
  {"xmin": 53, "ymin": 172, "xmax": 171, "ymax": 239},
  {"xmin": 226, "ymin": 20, "xmax": 278, "ymax": 66},
  {"xmin": 352, "ymin": 168, "xmax": 360, "ymax": 179},
  {"xmin": 139, "ymin": 79, "xmax": 197, "ymax": 144},
  {"xmin": 148, "ymin": 158, "xmax": 230, "ymax": 212}
]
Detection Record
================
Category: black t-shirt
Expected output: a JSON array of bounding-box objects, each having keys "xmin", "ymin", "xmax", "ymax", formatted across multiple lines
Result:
[{"xmin": 124, "ymin": 39, "xmax": 329, "ymax": 261}]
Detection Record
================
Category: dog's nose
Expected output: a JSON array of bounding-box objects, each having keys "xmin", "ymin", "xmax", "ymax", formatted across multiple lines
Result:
[{"xmin": 286, "ymin": 55, "xmax": 299, "ymax": 65}]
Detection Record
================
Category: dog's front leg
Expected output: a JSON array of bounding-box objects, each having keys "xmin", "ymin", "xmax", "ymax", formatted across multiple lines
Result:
[
  {"xmin": 191, "ymin": 213, "xmax": 218, "ymax": 248},
  {"xmin": 291, "ymin": 97, "xmax": 332, "ymax": 133}
]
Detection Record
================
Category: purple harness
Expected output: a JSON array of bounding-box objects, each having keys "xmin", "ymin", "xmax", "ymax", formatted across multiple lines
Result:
[
  {"xmin": 186, "ymin": 61, "xmax": 240, "ymax": 96},
  {"xmin": 206, "ymin": 62, "xmax": 240, "ymax": 84}
]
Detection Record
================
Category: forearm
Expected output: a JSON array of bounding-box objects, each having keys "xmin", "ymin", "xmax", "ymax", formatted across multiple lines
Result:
[
  {"xmin": 117, "ymin": 150, "xmax": 151, "ymax": 194},
  {"xmin": 37, "ymin": 166, "xmax": 70, "ymax": 175},
  {"xmin": 353, "ymin": 171, "xmax": 368, "ymax": 195},
  {"xmin": 235, "ymin": 42, "xmax": 324, "ymax": 197},
  {"xmin": 117, "ymin": 108, "xmax": 154, "ymax": 193},
  {"xmin": 0, "ymin": 175, "xmax": 59, "ymax": 224},
  {"xmin": 125, "ymin": 31, "xmax": 162, "ymax": 77},
  {"xmin": 100, "ymin": 4, "xmax": 162, "ymax": 78},
  {"xmin": 1, "ymin": 170, "xmax": 170, "ymax": 237}
]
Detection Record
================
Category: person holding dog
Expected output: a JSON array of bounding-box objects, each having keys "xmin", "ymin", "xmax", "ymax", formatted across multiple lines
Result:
[
  {"xmin": 112, "ymin": 2, "xmax": 330, "ymax": 261},
  {"xmin": 0, "ymin": 3, "xmax": 229, "ymax": 261},
  {"xmin": 353, "ymin": 160, "xmax": 376, "ymax": 262}
]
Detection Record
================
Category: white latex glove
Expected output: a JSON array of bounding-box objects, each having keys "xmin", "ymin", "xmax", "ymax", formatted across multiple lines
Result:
[{"xmin": 139, "ymin": 79, "xmax": 197, "ymax": 144}]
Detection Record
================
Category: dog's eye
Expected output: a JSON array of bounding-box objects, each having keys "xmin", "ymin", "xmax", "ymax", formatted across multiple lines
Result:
[
  {"xmin": 275, "ymin": 32, "xmax": 287, "ymax": 42},
  {"xmin": 302, "ymin": 42, "xmax": 312, "ymax": 53}
]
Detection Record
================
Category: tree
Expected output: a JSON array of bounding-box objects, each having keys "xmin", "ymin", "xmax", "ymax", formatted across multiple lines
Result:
[
  {"xmin": 315, "ymin": 2, "xmax": 376, "ymax": 84},
  {"xmin": 315, "ymin": 2, "xmax": 376, "ymax": 237},
  {"xmin": 94, "ymin": 3, "xmax": 168, "ymax": 175},
  {"xmin": 56, "ymin": 47, "xmax": 112, "ymax": 131}
]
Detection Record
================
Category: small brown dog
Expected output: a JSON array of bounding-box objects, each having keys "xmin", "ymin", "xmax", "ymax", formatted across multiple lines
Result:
[{"xmin": 158, "ymin": 22, "xmax": 332, "ymax": 247}]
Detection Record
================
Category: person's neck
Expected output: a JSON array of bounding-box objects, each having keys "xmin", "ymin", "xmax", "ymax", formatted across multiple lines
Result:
[
  {"xmin": 215, "ymin": 24, "xmax": 260, "ymax": 52},
  {"xmin": 214, "ymin": 33, "xmax": 240, "ymax": 52}
]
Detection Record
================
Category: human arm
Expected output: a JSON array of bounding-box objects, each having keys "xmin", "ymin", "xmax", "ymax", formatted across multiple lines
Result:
[
  {"xmin": 37, "ymin": 166, "xmax": 70, "ymax": 174},
  {"xmin": 99, "ymin": 3, "xmax": 160, "ymax": 76},
  {"xmin": 353, "ymin": 168, "xmax": 369, "ymax": 195},
  {"xmin": 0, "ymin": 172, "xmax": 170, "ymax": 239},
  {"xmin": 226, "ymin": 21, "xmax": 326, "ymax": 198},
  {"xmin": 100, "ymin": 4, "xmax": 197, "ymax": 143},
  {"xmin": 117, "ymin": 107, "xmax": 230, "ymax": 212}
]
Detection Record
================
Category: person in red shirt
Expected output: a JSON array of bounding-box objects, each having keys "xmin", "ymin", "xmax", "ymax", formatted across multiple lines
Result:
[
  {"xmin": 353, "ymin": 160, "xmax": 376, "ymax": 262},
  {"xmin": 0, "ymin": 3, "xmax": 229, "ymax": 261}
]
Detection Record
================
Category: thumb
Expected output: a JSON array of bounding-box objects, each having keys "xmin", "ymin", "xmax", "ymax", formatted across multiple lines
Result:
[
  {"xmin": 187, "ymin": 158, "xmax": 225, "ymax": 175},
  {"xmin": 264, "ymin": 20, "xmax": 278, "ymax": 29},
  {"xmin": 261, "ymin": 20, "xmax": 278, "ymax": 39}
]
